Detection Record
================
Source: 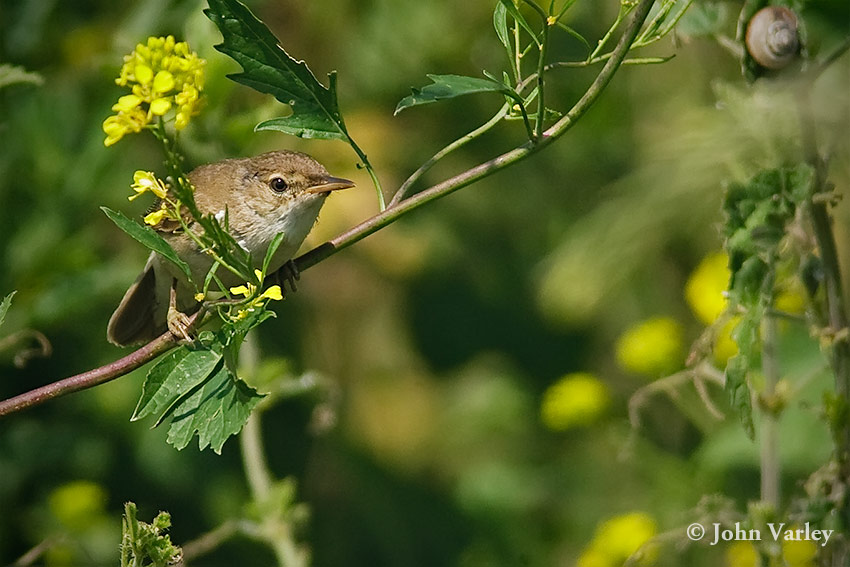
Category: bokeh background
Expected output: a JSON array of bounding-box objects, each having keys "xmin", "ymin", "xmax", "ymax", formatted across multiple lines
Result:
[{"xmin": 1, "ymin": 0, "xmax": 849, "ymax": 565}]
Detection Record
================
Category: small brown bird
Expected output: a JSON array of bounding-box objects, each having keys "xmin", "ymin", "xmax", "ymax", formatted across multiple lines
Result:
[{"xmin": 107, "ymin": 150, "xmax": 354, "ymax": 346}]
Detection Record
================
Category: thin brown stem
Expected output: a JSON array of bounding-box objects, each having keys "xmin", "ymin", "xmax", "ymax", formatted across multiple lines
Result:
[
  {"xmin": 0, "ymin": 314, "xmax": 197, "ymax": 417},
  {"xmin": 797, "ymin": 72, "xmax": 850, "ymax": 544},
  {"xmin": 297, "ymin": 0, "xmax": 656, "ymax": 271},
  {"xmin": 0, "ymin": 0, "xmax": 658, "ymax": 418}
]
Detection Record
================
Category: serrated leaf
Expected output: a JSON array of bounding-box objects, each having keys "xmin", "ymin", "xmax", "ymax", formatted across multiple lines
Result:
[
  {"xmin": 205, "ymin": 0, "xmax": 348, "ymax": 140},
  {"xmin": 132, "ymin": 346, "xmax": 223, "ymax": 425},
  {"xmin": 166, "ymin": 364, "xmax": 263, "ymax": 453},
  {"xmin": 255, "ymin": 110, "xmax": 346, "ymax": 140},
  {"xmin": 101, "ymin": 207, "xmax": 193, "ymax": 284},
  {"xmin": 0, "ymin": 291, "xmax": 15, "ymax": 329},
  {"xmin": 395, "ymin": 74, "xmax": 512, "ymax": 115}
]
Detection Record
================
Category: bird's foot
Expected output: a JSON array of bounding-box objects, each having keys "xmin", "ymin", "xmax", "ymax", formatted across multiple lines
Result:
[
  {"xmin": 269, "ymin": 260, "xmax": 300, "ymax": 298},
  {"xmin": 167, "ymin": 279, "xmax": 194, "ymax": 343}
]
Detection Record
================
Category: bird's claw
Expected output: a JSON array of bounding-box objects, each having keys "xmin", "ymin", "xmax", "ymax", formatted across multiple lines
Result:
[
  {"xmin": 167, "ymin": 279, "xmax": 194, "ymax": 343},
  {"xmin": 270, "ymin": 260, "xmax": 300, "ymax": 298}
]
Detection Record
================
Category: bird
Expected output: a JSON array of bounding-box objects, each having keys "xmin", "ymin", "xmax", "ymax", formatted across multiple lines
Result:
[{"xmin": 107, "ymin": 150, "xmax": 354, "ymax": 346}]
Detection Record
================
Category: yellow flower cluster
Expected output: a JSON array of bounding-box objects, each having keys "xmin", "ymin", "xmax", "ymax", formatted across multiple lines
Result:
[
  {"xmin": 578, "ymin": 512, "xmax": 657, "ymax": 567},
  {"xmin": 228, "ymin": 270, "xmax": 284, "ymax": 320},
  {"xmin": 103, "ymin": 35, "xmax": 205, "ymax": 146},
  {"xmin": 615, "ymin": 316, "xmax": 684, "ymax": 377},
  {"xmin": 540, "ymin": 372, "xmax": 609, "ymax": 431}
]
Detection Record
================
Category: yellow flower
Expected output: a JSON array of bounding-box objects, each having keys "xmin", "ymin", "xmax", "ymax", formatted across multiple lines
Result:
[
  {"xmin": 103, "ymin": 35, "xmax": 205, "ymax": 146},
  {"xmin": 615, "ymin": 317, "xmax": 684, "ymax": 377},
  {"xmin": 103, "ymin": 107, "xmax": 147, "ymax": 146},
  {"xmin": 580, "ymin": 512, "xmax": 657, "ymax": 567},
  {"xmin": 229, "ymin": 271, "xmax": 283, "ymax": 320},
  {"xmin": 143, "ymin": 209, "xmax": 167, "ymax": 226},
  {"xmin": 725, "ymin": 541, "xmax": 758, "ymax": 567},
  {"xmin": 48, "ymin": 480, "xmax": 107, "ymax": 531},
  {"xmin": 783, "ymin": 533, "xmax": 817, "ymax": 567},
  {"xmin": 261, "ymin": 285, "xmax": 283, "ymax": 301},
  {"xmin": 577, "ymin": 548, "xmax": 609, "ymax": 567},
  {"xmin": 130, "ymin": 170, "xmax": 168, "ymax": 201},
  {"xmin": 686, "ymin": 252, "xmax": 730, "ymax": 325},
  {"xmin": 540, "ymin": 372, "xmax": 609, "ymax": 431},
  {"xmin": 230, "ymin": 284, "xmax": 253, "ymax": 297}
]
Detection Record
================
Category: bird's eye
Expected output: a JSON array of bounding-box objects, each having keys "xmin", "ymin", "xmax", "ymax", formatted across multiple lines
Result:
[{"xmin": 269, "ymin": 176, "xmax": 288, "ymax": 192}]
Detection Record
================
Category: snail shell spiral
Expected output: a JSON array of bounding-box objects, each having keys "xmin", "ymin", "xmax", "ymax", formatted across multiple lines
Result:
[{"xmin": 745, "ymin": 6, "xmax": 800, "ymax": 70}]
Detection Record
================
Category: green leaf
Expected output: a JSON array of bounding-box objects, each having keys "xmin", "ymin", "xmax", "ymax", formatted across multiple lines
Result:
[
  {"xmin": 498, "ymin": 0, "xmax": 541, "ymax": 47},
  {"xmin": 395, "ymin": 74, "xmax": 512, "ymax": 115},
  {"xmin": 132, "ymin": 346, "xmax": 223, "ymax": 426},
  {"xmin": 725, "ymin": 313, "xmax": 759, "ymax": 439},
  {"xmin": 494, "ymin": 2, "xmax": 511, "ymax": 52},
  {"xmin": 261, "ymin": 232, "xmax": 286, "ymax": 280},
  {"xmin": 0, "ymin": 291, "xmax": 15, "ymax": 329},
  {"xmin": 205, "ymin": 0, "xmax": 348, "ymax": 140},
  {"xmin": 166, "ymin": 364, "xmax": 263, "ymax": 453},
  {"xmin": 101, "ymin": 207, "xmax": 193, "ymax": 284}
]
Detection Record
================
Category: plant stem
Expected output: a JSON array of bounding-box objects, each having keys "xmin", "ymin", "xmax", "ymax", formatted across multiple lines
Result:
[
  {"xmin": 760, "ymin": 310, "xmax": 781, "ymax": 508},
  {"xmin": 0, "ymin": 0, "xmax": 657, "ymax": 417},
  {"xmin": 346, "ymin": 136, "xmax": 385, "ymax": 211},
  {"xmin": 0, "ymin": 323, "xmax": 183, "ymax": 417},
  {"xmin": 536, "ymin": 16, "xmax": 550, "ymax": 141},
  {"xmin": 589, "ymin": 5, "xmax": 626, "ymax": 61},
  {"xmin": 298, "ymin": 0, "xmax": 656, "ymax": 270},
  {"xmin": 389, "ymin": 103, "xmax": 509, "ymax": 207},
  {"xmin": 797, "ymin": 87, "xmax": 850, "ymax": 442},
  {"xmin": 548, "ymin": 55, "xmax": 672, "ymax": 69},
  {"xmin": 239, "ymin": 339, "xmax": 307, "ymax": 567},
  {"xmin": 797, "ymin": 78, "xmax": 850, "ymax": 549}
]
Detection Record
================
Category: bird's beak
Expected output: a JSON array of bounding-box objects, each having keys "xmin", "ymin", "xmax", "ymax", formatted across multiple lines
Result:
[{"xmin": 307, "ymin": 176, "xmax": 356, "ymax": 194}]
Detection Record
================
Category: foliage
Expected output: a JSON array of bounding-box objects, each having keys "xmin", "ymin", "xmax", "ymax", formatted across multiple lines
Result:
[
  {"xmin": 0, "ymin": 292, "xmax": 14, "ymax": 329},
  {"xmin": 205, "ymin": 0, "xmax": 384, "ymax": 207},
  {"xmin": 120, "ymin": 502, "xmax": 182, "ymax": 567},
  {"xmin": 0, "ymin": 0, "xmax": 849, "ymax": 565},
  {"xmin": 721, "ymin": 165, "xmax": 813, "ymax": 437}
]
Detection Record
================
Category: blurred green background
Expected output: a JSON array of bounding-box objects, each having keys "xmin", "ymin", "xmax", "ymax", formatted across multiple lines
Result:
[{"xmin": 1, "ymin": 0, "xmax": 849, "ymax": 565}]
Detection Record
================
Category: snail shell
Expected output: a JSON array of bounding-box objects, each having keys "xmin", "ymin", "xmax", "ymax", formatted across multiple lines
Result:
[{"xmin": 745, "ymin": 6, "xmax": 800, "ymax": 70}]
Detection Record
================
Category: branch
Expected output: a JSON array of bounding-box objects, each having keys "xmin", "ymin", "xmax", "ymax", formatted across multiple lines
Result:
[
  {"xmin": 0, "ymin": 0, "xmax": 658, "ymax": 417},
  {"xmin": 297, "ymin": 0, "xmax": 657, "ymax": 270},
  {"xmin": 0, "ymin": 315, "xmax": 196, "ymax": 417}
]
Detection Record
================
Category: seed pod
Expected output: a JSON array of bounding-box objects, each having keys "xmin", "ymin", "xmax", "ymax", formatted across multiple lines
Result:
[{"xmin": 745, "ymin": 6, "xmax": 800, "ymax": 70}]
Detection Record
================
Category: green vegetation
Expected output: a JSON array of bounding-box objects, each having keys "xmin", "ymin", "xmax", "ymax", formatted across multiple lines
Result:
[{"xmin": 1, "ymin": 0, "xmax": 848, "ymax": 565}]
